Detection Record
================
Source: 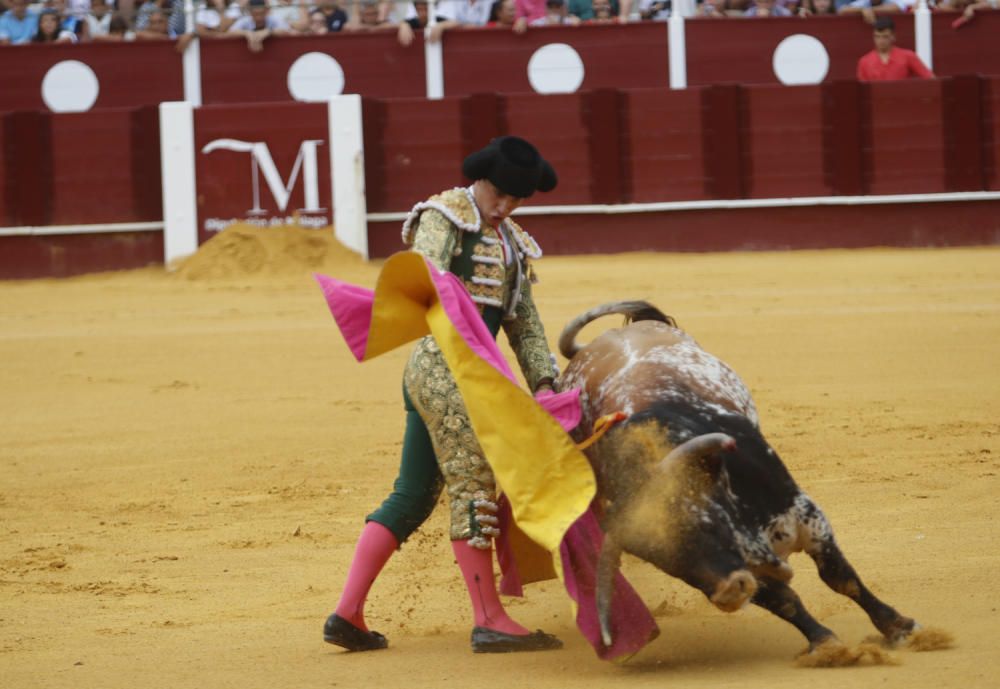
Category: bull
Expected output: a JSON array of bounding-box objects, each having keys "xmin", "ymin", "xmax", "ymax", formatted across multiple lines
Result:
[{"xmin": 556, "ymin": 301, "xmax": 918, "ymax": 653}]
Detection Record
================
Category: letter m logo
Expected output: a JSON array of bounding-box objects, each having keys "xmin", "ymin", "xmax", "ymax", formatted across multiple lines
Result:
[{"xmin": 202, "ymin": 138, "xmax": 326, "ymax": 215}]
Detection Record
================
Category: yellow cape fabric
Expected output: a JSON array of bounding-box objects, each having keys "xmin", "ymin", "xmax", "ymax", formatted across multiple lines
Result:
[{"xmin": 363, "ymin": 252, "xmax": 597, "ymax": 557}]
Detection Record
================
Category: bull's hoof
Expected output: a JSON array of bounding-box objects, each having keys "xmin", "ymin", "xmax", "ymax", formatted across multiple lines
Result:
[
  {"xmin": 881, "ymin": 617, "xmax": 918, "ymax": 646},
  {"xmin": 710, "ymin": 570, "xmax": 757, "ymax": 612},
  {"xmin": 806, "ymin": 634, "xmax": 839, "ymax": 654}
]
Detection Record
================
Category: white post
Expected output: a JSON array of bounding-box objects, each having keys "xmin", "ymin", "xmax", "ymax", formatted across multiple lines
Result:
[
  {"xmin": 159, "ymin": 101, "xmax": 199, "ymax": 267},
  {"xmin": 182, "ymin": 0, "xmax": 202, "ymax": 106},
  {"xmin": 328, "ymin": 94, "xmax": 369, "ymax": 259},
  {"xmin": 914, "ymin": 0, "xmax": 933, "ymax": 72},
  {"xmin": 668, "ymin": 5, "xmax": 688, "ymax": 90},
  {"xmin": 425, "ymin": 0, "xmax": 445, "ymax": 99}
]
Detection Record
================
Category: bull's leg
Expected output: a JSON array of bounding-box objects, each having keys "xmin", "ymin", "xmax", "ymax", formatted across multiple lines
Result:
[
  {"xmin": 808, "ymin": 539, "xmax": 916, "ymax": 643},
  {"xmin": 751, "ymin": 577, "xmax": 836, "ymax": 650}
]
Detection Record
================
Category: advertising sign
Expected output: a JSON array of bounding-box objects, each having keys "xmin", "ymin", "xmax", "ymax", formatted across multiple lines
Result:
[{"xmin": 192, "ymin": 102, "xmax": 332, "ymax": 246}]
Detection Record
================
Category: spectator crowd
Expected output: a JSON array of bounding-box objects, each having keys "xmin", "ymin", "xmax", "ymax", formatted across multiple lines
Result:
[{"xmin": 1, "ymin": 0, "xmax": 996, "ymax": 47}]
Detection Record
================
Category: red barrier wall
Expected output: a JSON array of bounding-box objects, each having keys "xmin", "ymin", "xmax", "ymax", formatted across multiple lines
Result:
[
  {"xmin": 932, "ymin": 12, "xmax": 1000, "ymax": 77},
  {"xmin": 505, "ymin": 93, "xmax": 594, "ymax": 205},
  {"xmin": 744, "ymin": 85, "xmax": 829, "ymax": 198},
  {"xmin": 686, "ymin": 15, "xmax": 883, "ymax": 86},
  {"xmin": 363, "ymin": 97, "xmax": 466, "ymax": 213},
  {"xmin": 4, "ymin": 76, "xmax": 1000, "ymax": 278},
  {"xmin": 0, "ymin": 232, "xmax": 163, "ymax": 279},
  {"xmin": 49, "ymin": 108, "xmax": 162, "ymax": 225},
  {"xmin": 983, "ymin": 77, "xmax": 1000, "ymax": 191},
  {"xmin": 864, "ymin": 79, "xmax": 946, "ymax": 195},
  {"xmin": 0, "ymin": 42, "xmax": 183, "ymax": 113},
  {"xmin": 199, "ymin": 33, "xmax": 426, "ymax": 104},
  {"xmin": 0, "ymin": 116, "xmax": 7, "ymax": 225},
  {"xmin": 368, "ymin": 198, "xmax": 1000, "ymax": 258},
  {"xmin": 443, "ymin": 23, "xmax": 670, "ymax": 95},
  {"xmin": 1, "ymin": 107, "xmax": 161, "ymax": 227},
  {"xmin": 623, "ymin": 88, "xmax": 707, "ymax": 202},
  {"xmin": 3, "ymin": 16, "xmax": 1000, "ymax": 114}
]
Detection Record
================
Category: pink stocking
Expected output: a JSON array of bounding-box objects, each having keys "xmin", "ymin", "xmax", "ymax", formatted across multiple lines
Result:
[
  {"xmin": 334, "ymin": 521, "xmax": 399, "ymax": 632},
  {"xmin": 452, "ymin": 540, "xmax": 530, "ymax": 635}
]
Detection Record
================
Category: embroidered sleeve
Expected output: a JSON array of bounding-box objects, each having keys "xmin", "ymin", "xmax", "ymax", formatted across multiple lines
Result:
[
  {"xmin": 502, "ymin": 273, "xmax": 556, "ymax": 392},
  {"xmin": 409, "ymin": 209, "xmax": 458, "ymax": 272}
]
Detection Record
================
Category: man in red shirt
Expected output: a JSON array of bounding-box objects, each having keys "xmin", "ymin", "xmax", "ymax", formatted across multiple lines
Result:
[{"xmin": 856, "ymin": 17, "xmax": 935, "ymax": 81}]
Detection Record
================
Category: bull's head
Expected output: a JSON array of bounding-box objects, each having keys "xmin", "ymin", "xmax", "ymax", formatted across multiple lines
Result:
[{"xmin": 596, "ymin": 432, "xmax": 789, "ymax": 647}]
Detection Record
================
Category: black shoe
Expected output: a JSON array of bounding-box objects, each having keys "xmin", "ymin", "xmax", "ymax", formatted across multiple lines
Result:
[
  {"xmin": 323, "ymin": 614, "xmax": 388, "ymax": 652},
  {"xmin": 470, "ymin": 627, "xmax": 563, "ymax": 653}
]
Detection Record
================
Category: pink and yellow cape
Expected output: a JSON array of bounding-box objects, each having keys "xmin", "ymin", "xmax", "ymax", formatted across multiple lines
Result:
[{"xmin": 316, "ymin": 251, "xmax": 657, "ymax": 660}]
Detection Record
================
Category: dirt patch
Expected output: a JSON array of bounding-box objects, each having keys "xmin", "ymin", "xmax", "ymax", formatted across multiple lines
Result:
[
  {"xmin": 173, "ymin": 223, "xmax": 365, "ymax": 280},
  {"xmin": 1, "ymin": 246, "xmax": 997, "ymax": 689}
]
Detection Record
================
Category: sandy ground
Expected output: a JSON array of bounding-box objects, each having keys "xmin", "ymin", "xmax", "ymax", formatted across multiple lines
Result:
[{"xmin": 1, "ymin": 236, "xmax": 998, "ymax": 689}]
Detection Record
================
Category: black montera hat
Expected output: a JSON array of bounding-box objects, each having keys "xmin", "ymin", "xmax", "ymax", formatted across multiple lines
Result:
[{"xmin": 462, "ymin": 136, "xmax": 558, "ymax": 199}]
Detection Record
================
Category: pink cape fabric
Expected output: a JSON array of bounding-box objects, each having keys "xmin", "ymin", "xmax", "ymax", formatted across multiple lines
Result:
[{"xmin": 315, "ymin": 261, "xmax": 658, "ymax": 660}]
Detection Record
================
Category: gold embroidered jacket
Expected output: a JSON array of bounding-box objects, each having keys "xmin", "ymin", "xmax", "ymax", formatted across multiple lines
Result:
[{"xmin": 401, "ymin": 187, "xmax": 555, "ymax": 392}]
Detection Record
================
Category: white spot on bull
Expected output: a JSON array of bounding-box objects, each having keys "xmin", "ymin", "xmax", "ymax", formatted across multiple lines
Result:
[
  {"xmin": 579, "ymin": 334, "xmax": 759, "ymax": 428},
  {"xmin": 764, "ymin": 493, "xmax": 833, "ymax": 560}
]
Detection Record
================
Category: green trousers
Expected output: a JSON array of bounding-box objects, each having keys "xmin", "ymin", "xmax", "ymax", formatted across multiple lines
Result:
[
  {"xmin": 366, "ymin": 386, "xmax": 444, "ymax": 543},
  {"xmin": 365, "ymin": 307, "xmax": 504, "ymax": 543}
]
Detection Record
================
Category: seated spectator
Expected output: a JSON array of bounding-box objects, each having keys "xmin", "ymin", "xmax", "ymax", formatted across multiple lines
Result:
[
  {"xmin": 92, "ymin": 9, "xmax": 134, "ymax": 39},
  {"xmin": 437, "ymin": 0, "xmax": 495, "ymax": 27},
  {"xmin": 798, "ymin": 0, "xmax": 835, "ymax": 14},
  {"xmin": 567, "ymin": 0, "xmax": 621, "ymax": 20},
  {"xmin": 195, "ymin": 0, "xmax": 242, "ymax": 36},
  {"xmin": 270, "ymin": 0, "xmax": 308, "ymax": 30},
  {"xmin": 531, "ymin": 0, "xmax": 581, "ymax": 22},
  {"xmin": 487, "ymin": 0, "xmax": 517, "ymax": 25},
  {"xmin": 638, "ymin": 0, "xmax": 668, "ymax": 19},
  {"xmin": 527, "ymin": 0, "xmax": 628, "ymax": 24},
  {"xmin": 86, "ymin": 0, "xmax": 112, "ymax": 36},
  {"xmin": 398, "ymin": 0, "xmax": 456, "ymax": 45},
  {"xmin": 66, "ymin": 0, "xmax": 91, "ymax": 20},
  {"xmin": 0, "ymin": 0, "xmax": 40, "ymax": 44},
  {"xmin": 314, "ymin": 0, "xmax": 347, "ymax": 31},
  {"xmin": 587, "ymin": 0, "xmax": 616, "ymax": 20},
  {"xmin": 42, "ymin": 0, "xmax": 89, "ymax": 39},
  {"xmin": 856, "ymin": 16, "xmax": 933, "ymax": 81},
  {"xmin": 745, "ymin": 0, "xmax": 793, "ymax": 15},
  {"xmin": 346, "ymin": 0, "xmax": 394, "ymax": 30},
  {"xmin": 375, "ymin": 0, "xmax": 398, "ymax": 22},
  {"xmin": 228, "ymin": 0, "xmax": 291, "ymax": 51},
  {"xmin": 33, "ymin": 7, "xmax": 75, "ymax": 40},
  {"xmin": 135, "ymin": 7, "xmax": 174, "ymax": 37},
  {"xmin": 696, "ymin": 0, "xmax": 730, "ymax": 15},
  {"xmin": 839, "ymin": 0, "xmax": 911, "ymax": 16},
  {"xmin": 515, "ymin": 0, "xmax": 546, "ymax": 24},
  {"xmin": 135, "ymin": 0, "xmax": 183, "ymax": 37},
  {"xmin": 306, "ymin": 7, "xmax": 327, "ymax": 32}
]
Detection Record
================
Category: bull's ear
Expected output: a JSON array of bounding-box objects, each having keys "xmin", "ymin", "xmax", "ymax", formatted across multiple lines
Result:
[{"xmin": 659, "ymin": 433, "xmax": 736, "ymax": 479}]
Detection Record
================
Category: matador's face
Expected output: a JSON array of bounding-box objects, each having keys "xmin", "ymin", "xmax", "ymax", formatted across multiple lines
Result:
[{"xmin": 472, "ymin": 180, "xmax": 525, "ymax": 228}]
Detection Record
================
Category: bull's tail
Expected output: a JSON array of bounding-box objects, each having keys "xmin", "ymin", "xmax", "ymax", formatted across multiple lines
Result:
[{"xmin": 558, "ymin": 301, "xmax": 677, "ymax": 359}]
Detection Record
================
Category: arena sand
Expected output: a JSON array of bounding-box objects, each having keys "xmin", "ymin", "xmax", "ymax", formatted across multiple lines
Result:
[{"xmin": 1, "ymin": 226, "xmax": 998, "ymax": 689}]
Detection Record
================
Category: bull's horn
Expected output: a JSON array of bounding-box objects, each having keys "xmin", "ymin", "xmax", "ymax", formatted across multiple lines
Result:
[
  {"xmin": 658, "ymin": 433, "xmax": 737, "ymax": 473},
  {"xmin": 596, "ymin": 534, "xmax": 623, "ymax": 647}
]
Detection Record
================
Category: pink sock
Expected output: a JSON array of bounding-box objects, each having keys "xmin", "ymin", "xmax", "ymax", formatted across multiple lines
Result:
[
  {"xmin": 334, "ymin": 521, "xmax": 399, "ymax": 632},
  {"xmin": 452, "ymin": 540, "xmax": 530, "ymax": 636}
]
